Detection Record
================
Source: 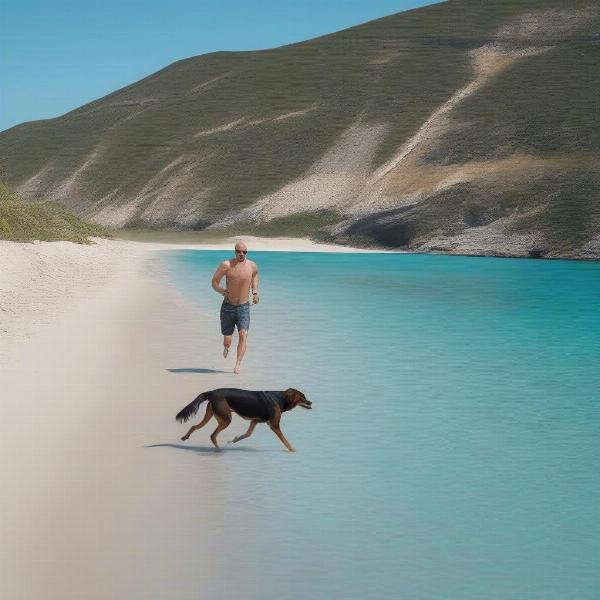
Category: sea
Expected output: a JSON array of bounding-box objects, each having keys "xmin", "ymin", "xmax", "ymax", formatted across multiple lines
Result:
[{"xmin": 164, "ymin": 249, "xmax": 600, "ymax": 600}]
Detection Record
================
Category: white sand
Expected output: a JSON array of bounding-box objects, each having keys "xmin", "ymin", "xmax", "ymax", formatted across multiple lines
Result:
[
  {"xmin": 0, "ymin": 235, "xmax": 383, "ymax": 599},
  {"xmin": 142, "ymin": 234, "xmax": 389, "ymax": 253}
]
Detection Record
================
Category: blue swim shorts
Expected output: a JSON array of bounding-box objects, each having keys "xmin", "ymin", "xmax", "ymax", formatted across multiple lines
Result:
[{"xmin": 220, "ymin": 300, "xmax": 250, "ymax": 335}]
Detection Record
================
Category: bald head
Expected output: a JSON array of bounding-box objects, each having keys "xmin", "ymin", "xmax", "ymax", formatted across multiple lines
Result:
[{"xmin": 234, "ymin": 241, "xmax": 248, "ymax": 262}]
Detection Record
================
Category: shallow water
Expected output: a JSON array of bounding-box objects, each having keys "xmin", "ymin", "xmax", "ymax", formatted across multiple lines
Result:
[{"xmin": 164, "ymin": 250, "xmax": 600, "ymax": 600}]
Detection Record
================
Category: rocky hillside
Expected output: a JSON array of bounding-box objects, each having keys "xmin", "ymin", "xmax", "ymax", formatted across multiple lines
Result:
[{"xmin": 1, "ymin": 0, "xmax": 599, "ymax": 257}]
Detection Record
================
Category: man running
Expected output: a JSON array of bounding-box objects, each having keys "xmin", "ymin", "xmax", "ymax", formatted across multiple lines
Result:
[{"xmin": 211, "ymin": 241, "xmax": 259, "ymax": 374}]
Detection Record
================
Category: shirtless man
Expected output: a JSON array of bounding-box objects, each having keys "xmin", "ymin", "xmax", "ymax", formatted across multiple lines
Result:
[{"xmin": 211, "ymin": 241, "xmax": 259, "ymax": 374}]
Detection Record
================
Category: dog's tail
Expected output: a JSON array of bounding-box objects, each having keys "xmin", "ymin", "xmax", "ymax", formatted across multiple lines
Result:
[{"xmin": 176, "ymin": 392, "xmax": 209, "ymax": 423}]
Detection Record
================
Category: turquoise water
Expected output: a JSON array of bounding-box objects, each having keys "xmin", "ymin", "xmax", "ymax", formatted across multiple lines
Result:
[{"xmin": 165, "ymin": 250, "xmax": 600, "ymax": 600}]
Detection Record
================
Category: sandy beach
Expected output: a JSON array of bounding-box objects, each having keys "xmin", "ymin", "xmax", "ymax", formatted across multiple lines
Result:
[{"xmin": 0, "ymin": 235, "xmax": 376, "ymax": 599}]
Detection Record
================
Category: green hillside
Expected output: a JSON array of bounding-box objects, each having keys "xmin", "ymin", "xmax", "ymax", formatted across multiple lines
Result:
[
  {"xmin": 0, "ymin": 182, "xmax": 109, "ymax": 243},
  {"xmin": 0, "ymin": 0, "xmax": 473, "ymax": 218},
  {"xmin": 0, "ymin": 0, "xmax": 598, "ymax": 257}
]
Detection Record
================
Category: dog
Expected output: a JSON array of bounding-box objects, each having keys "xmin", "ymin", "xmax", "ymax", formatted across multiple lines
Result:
[{"xmin": 176, "ymin": 388, "xmax": 312, "ymax": 452}]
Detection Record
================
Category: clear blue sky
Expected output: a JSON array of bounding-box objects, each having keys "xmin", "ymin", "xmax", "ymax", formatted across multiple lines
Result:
[{"xmin": 1, "ymin": 0, "xmax": 442, "ymax": 132}]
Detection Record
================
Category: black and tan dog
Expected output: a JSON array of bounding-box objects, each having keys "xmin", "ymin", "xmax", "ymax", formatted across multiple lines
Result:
[{"xmin": 176, "ymin": 388, "xmax": 312, "ymax": 452}]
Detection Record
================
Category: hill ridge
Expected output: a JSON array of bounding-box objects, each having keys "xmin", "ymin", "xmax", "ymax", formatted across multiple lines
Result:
[{"xmin": 1, "ymin": 0, "xmax": 599, "ymax": 258}]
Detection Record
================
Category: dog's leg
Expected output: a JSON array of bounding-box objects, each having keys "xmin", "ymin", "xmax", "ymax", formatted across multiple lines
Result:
[
  {"xmin": 210, "ymin": 400, "xmax": 232, "ymax": 450},
  {"xmin": 210, "ymin": 416, "xmax": 231, "ymax": 450},
  {"xmin": 269, "ymin": 425, "xmax": 296, "ymax": 452},
  {"xmin": 228, "ymin": 420, "xmax": 258, "ymax": 444},
  {"xmin": 268, "ymin": 408, "xmax": 296, "ymax": 452},
  {"xmin": 181, "ymin": 403, "xmax": 213, "ymax": 441}
]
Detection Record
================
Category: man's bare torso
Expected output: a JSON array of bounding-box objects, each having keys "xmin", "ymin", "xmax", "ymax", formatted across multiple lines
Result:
[{"xmin": 224, "ymin": 259, "xmax": 257, "ymax": 304}]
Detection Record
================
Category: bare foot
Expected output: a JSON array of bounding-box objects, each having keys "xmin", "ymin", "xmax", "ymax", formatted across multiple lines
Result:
[
  {"xmin": 181, "ymin": 435, "xmax": 189, "ymax": 441},
  {"xmin": 234, "ymin": 364, "xmax": 241, "ymax": 374},
  {"xmin": 223, "ymin": 347, "xmax": 229, "ymax": 358}
]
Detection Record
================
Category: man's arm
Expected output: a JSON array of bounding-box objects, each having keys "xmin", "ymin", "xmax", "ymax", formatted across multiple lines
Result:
[
  {"xmin": 251, "ymin": 266, "xmax": 260, "ymax": 304},
  {"xmin": 211, "ymin": 262, "xmax": 229, "ymax": 296}
]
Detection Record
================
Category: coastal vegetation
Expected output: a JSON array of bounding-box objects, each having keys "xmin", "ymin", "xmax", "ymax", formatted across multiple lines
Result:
[{"xmin": 0, "ymin": 181, "xmax": 109, "ymax": 243}]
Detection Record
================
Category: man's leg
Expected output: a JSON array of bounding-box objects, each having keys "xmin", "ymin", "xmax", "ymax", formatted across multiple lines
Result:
[
  {"xmin": 233, "ymin": 303, "xmax": 250, "ymax": 374},
  {"xmin": 223, "ymin": 335, "xmax": 232, "ymax": 358},
  {"xmin": 234, "ymin": 329, "xmax": 247, "ymax": 374},
  {"xmin": 220, "ymin": 302, "xmax": 234, "ymax": 358}
]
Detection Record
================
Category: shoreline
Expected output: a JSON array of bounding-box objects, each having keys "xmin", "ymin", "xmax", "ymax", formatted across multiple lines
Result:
[
  {"xmin": 3, "ymin": 233, "xmax": 395, "ymax": 597},
  {"xmin": 114, "ymin": 233, "xmax": 600, "ymax": 262},
  {"xmin": 114, "ymin": 230, "xmax": 600, "ymax": 261},
  {"xmin": 0, "ymin": 234, "xmax": 386, "ymax": 343},
  {"xmin": 120, "ymin": 234, "xmax": 393, "ymax": 253}
]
